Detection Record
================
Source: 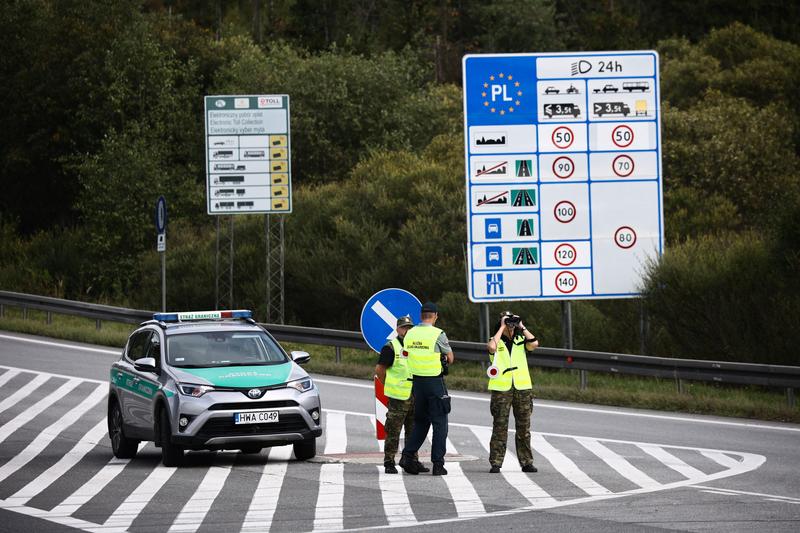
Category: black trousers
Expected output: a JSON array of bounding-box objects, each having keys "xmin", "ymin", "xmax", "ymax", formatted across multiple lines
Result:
[{"xmin": 401, "ymin": 375, "xmax": 449, "ymax": 464}]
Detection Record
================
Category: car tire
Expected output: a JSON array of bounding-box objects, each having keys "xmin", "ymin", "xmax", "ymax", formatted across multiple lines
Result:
[
  {"xmin": 159, "ymin": 408, "xmax": 183, "ymax": 467},
  {"xmin": 240, "ymin": 446, "xmax": 263, "ymax": 454},
  {"xmin": 108, "ymin": 400, "xmax": 139, "ymax": 459},
  {"xmin": 293, "ymin": 438, "xmax": 316, "ymax": 460}
]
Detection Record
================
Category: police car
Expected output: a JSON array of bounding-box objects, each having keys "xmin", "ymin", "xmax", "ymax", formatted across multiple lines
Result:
[{"xmin": 107, "ymin": 310, "xmax": 322, "ymax": 466}]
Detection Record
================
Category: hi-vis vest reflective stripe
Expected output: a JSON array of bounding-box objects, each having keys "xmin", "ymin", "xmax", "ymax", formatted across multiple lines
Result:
[
  {"xmin": 384, "ymin": 338, "xmax": 412, "ymax": 400},
  {"xmin": 405, "ymin": 326, "xmax": 444, "ymax": 377},
  {"xmin": 488, "ymin": 336, "xmax": 532, "ymax": 391}
]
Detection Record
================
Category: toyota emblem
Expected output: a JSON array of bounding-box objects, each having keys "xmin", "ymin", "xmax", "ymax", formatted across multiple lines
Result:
[{"xmin": 247, "ymin": 388, "xmax": 263, "ymax": 399}]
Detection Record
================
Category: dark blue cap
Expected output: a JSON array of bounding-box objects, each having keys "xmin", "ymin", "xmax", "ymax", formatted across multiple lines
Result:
[{"xmin": 421, "ymin": 301, "xmax": 438, "ymax": 313}]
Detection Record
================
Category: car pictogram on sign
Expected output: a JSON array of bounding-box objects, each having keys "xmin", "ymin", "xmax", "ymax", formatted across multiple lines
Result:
[
  {"xmin": 544, "ymin": 103, "xmax": 581, "ymax": 118},
  {"xmin": 544, "ymin": 86, "xmax": 560, "ymax": 94}
]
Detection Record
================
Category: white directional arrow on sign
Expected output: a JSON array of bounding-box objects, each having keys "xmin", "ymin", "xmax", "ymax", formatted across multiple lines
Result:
[{"xmin": 370, "ymin": 301, "xmax": 398, "ymax": 341}]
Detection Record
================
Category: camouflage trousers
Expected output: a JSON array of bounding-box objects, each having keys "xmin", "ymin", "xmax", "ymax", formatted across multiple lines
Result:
[
  {"xmin": 384, "ymin": 397, "xmax": 417, "ymax": 465},
  {"xmin": 489, "ymin": 388, "xmax": 534, "ymax": 467}
]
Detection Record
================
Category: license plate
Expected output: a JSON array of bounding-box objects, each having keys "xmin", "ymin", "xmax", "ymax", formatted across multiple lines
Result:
[{"xmin": 234, "ymin": 410, "xmax": 280, "ymax": 424}]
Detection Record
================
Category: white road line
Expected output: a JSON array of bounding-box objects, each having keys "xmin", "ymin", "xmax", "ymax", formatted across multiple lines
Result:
[
  {"xmin": 7, "ymin": 418, "xmax": 109, "ymax": 504},
  {"xmin": 377, "ymin": 466, "xmax": 416, "ymax": 526},
  {"xmin": 0, "ymin": 334, "xmax": 120, "ymax": 355},
  {"xmin": 49, "ymin": 450, "xmax": 140, "ymax": 517},
  {"xmin": 99, "ymin": 464, "xmax": 178, "ymax": 531},
  {"xmin": 0, "ymin": 368, "xmax": 21, "ymax": 388},
  {"xmin": 241, "ymin": 461, "xmax": 289, "ymax": 532},
  {"xmin": 638, "ymin": 444, "xmax": 706, "ymax": 479},
  {"xmin": 701, "ymin": 451, "xmax": 743, "ymax": 470},
  {"xmin": 468, "ymin": 428, "xmax": 557, "ymax": 508},
  {"xmin": 313, "ymin": 463, "xmax": 345, "ymax": 531},
  {"xmin": 168, "ymin": 465, "xmax": 232, "ymax": 533},
  {"xmin": 532, "ymin": 433, "xmax": 611, "ymax": 496},
  {"xmin": 0, "ymin": 378, "xmax": 83, "ymax": 447},
  {"xmin": 694, "ymin": 484, "xmax": 800, "ymax": 504},
  {"xmin": 0, "ymin": 373, "xmax": 50, "ymax": 415},
  {"xmin": 576, "ymin": 437, "xmax": 661, "ymax": 490},
  {"xmin": 442, "ymin": 438, "xmax": 486, "ymax": 517},
  {"xmin": 0, "ymin": 383, "xmax": 107, "ymax": 483},
  {"xmin": 324, "ymin": 411, "xmax": 348, "ymax": 454},
  {"xmin": 268, "ymin": 444, "xmax": 293, "ymax": 461}
]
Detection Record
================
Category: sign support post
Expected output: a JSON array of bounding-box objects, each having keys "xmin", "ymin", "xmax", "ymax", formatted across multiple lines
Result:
[{"xmin": 155, "ymin": 196, "xmax": 167, "ymax": 312}]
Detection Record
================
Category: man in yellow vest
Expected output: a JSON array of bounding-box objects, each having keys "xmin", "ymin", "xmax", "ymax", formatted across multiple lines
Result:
[
  {"xmin": 374, "ymin": 315, "xmax": 428, "ymax": 474},
  {"xmin": 398, "ymin": 302, "xmax": 454, "ymax": 476},
  {"xmin": 486, "ymin": 310, "xmax": 539, "ymax": 473}
]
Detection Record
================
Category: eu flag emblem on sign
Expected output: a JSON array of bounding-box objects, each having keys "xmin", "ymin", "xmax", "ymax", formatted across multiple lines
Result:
[{"xmin": 464, "ymin": 56, "xmax": 537, "ymax": 125}]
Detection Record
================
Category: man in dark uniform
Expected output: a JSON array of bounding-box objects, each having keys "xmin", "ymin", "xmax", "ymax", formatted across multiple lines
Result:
[
  {"xmin": 398, "ymin": 302, "xmax": 454, "ymax": 476},
  {"xmin": 374, "ymin": 315, "xmax": 428, "ymax": 473}
]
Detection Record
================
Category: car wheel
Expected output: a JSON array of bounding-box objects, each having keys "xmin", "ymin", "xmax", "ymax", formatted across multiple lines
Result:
[
  {"xmin": 240, "ymin": 446, "xmax": 263, "ymax": 454},
  {"xmin": 159, "ymin": 408, "xmax": 183, "ymax": 467},
  {"xmin": 293, "ymin": 438, "xmax": 316, "ymax": 460},
  {"xmin": 108, "ymin": 400, "xmax": 139, "ymax": 459}
]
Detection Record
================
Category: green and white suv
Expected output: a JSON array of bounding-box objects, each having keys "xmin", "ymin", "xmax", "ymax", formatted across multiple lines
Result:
[{"xmin": 107, "ymin": 310, "xmax": 322, "ymax": 466}]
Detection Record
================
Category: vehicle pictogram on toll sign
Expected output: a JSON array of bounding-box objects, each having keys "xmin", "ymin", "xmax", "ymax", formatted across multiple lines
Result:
[
  {"xmin": 554, "ymin": 200, "xmax": 576, "ymax": 223},
  {"xmin": 486, "ymin": 246, "xmax": 503, "ymax": 267},
  {"xmin": 544, "ymin": 103, "xmax": 581, "ymax": 118},
  {"xmin": 612, "ymin": 125, "xmax": 635, "ymax": 148},
  {"xmin": 551, "ymin": 126, "xmax": 574, "ymax": 149},
  {"xmin": 615, "ymin": 226, "xmax": 637, "ymax": 249},
  {"xmin": 485, "ymin": 218, "xmax": 502, "ymax": 239},
  {"xmin": 554, "ymin": 243, "xmax": 577, "ymax": 266},
  {"xmin": 594, "ymin": 102, "xmax": 630, "ymax": 117},
  {"xmin": 553, "ymin": 156, "xmax": 575, "ymax": 179},
  {"xmin": 556, "ymin": 271, "xmax": 578, "ymax": 294},
  {"xmin": 612, "ymin": 155, "xmax": 635, "ymax": 177}
]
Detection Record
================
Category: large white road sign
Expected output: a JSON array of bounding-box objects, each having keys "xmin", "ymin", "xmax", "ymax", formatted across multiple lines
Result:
[{"xmin": 462, "ymin": 52, "xmax": 663, "ymax": 302}]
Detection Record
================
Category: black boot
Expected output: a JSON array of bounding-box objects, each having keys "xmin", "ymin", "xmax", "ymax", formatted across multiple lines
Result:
[
  {"xmin": 489, "ymin": 465, "xmax": 501, "ymax": 473},
  {"xmin": 414, "ymin": 460, "xmax": 430, "ymax": 473},
  {"xmin": 384, "ymin": 461, "xmax": 398, "ymax": 474},
  {"xmin": 398, "ymin": 454, "xmax": 419, "ymax": 475},
  {"xmin": 432, "ymin": 463, "xmax": 448, "ymax": 476},
  {"xmin": 521, "ymin": 464, "xmax": 538, "ymax": 473}
]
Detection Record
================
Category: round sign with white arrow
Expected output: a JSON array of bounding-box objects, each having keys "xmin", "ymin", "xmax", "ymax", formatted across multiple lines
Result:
[{"xmin": 360, "ymin": 289, "xmax": 422, "ymax": 353}]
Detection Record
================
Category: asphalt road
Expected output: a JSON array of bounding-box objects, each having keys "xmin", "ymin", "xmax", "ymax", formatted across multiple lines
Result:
[{"xmin": 0, "ymin": 330, "xmax": 798, "ymax": 532}]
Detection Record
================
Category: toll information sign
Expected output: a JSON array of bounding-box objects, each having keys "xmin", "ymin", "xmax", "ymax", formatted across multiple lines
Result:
[
  {"xmin": 462, "ymin": 52, "xmax": 663, "ymax": 301},
  {"xmin": 204, "ymin": 95, "xmax": 291, "ymax": 214}
]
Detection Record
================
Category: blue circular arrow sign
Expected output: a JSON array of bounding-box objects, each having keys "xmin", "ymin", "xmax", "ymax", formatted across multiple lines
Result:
[
  {"xmin": 155, "ymin": 196, "xmax": 167, "ymax": 233},
  {"xmin": 360, "ymin": 288, "xmax": 422, "ymax": 353}
]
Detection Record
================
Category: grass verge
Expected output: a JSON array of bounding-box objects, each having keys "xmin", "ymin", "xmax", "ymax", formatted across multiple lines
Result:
[{"xmin": 1, "ymin": 307, "xmax": 798, "ymax": 423}]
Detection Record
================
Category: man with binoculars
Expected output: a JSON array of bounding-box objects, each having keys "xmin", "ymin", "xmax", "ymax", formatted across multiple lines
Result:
[{"xmin": 486, "ymin": 310, "xmax": 539, "ymax": 473}]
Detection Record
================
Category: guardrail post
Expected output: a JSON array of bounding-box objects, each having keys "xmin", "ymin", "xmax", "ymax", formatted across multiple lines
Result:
[
  {"xmin": 46, "ymin": 311, "xmax": 52, "ymax": 325},
  {"xmin": 335, "ymin": 346, "xmax": 341, "ymax": 364},
  {"xmin": 96, "ymin": 319, "xmax": 102, "ymax": 330},
  {"xmin": 0, "ymin": 304, "xmax": 4, "ymax": 317},
  {"xmin": 22, "ymin": 307, "xmax": 28, "ymax": 320},
  {"xmin": 579, "ymin": 369, "xmax": 588, "ymax": 390},
  {"xmin": 677, "ymin": 378, "xmax": 685, "ymax": 395},
  {"xmin": 788, "ymin": 388, "xmax": 796, "ymax": 409}
]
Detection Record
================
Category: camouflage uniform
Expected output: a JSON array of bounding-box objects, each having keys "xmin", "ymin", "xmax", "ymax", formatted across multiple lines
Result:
[
  {"xmin": 384, "ymin": 397, "xmax": 417, "ymax": 464},
  {"xmin": 489, "ymin": 387, "xmax": 534, "ymax": 467}
]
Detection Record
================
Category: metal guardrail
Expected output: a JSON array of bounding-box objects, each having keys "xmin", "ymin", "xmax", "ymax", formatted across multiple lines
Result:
[{"xmin": 1, "ymin": 290, "xmax": 798, "ymax": 406}]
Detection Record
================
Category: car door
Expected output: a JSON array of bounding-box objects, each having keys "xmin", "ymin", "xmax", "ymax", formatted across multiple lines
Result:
[
  {"xmin": 125, "ymin": 330, "xmax": 159, "ymax": 436},
  {"xmin": 116, "ymin": 330, "xmax": 151, "ymax": 437}
]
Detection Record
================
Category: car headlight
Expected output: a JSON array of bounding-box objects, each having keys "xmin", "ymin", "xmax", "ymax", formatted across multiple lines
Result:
[
  {"xmin": 178, "ymin": 384, "xmax": 215, "ymax": 397},
  {"xmin": 287, "ymin": 378, "xmax": 313, "ymax": 393}
]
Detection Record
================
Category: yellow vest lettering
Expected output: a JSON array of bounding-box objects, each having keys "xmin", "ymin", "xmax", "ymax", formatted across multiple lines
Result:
[
  {"xmin": 405, "ymin": 326, "xmax": 444, "ymax": 377},
  {"xmin": 488, "ymin": 336, "xmax": 532, "ymax": 391},
  {"xmin": 384, "ymin": 338, "xmax": 412, "ymax": 400}
]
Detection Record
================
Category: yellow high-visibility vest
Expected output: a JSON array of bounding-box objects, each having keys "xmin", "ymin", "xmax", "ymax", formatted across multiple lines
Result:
[
  {"xmin": 405, "ymin": 326, "xmax": 444, "ymax": 377},
  {"xmin": 384, "ymin": 338, "xmax": 412, "ymax": 400},
  {"xmin": 488, "ymin": 335, "xmax": 532, "ymax": 391}
]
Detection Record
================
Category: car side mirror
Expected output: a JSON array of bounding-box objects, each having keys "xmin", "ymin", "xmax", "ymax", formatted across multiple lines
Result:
[
  {"xmin": 134, "ymin": 357, "xmax": 158, "ymax": 373},
  {"xmin": 290, "ymin": 351, "xmax": 311, "ymax": 365}
]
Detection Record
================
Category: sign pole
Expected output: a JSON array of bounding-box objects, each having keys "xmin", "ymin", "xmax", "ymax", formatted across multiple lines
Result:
[
  {"xmin": 155, "ymin": 196, "xmax": 168, "ymax": 312},
  {"xmin": 161, "ymin": 251, "xmax": 166, "ymax": 312}
]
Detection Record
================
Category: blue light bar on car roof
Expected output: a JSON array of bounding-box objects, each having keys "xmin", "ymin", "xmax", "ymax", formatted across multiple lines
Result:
[{"xmin": 152, "ymin": 310, "xmax": 252, "ymax": 322}]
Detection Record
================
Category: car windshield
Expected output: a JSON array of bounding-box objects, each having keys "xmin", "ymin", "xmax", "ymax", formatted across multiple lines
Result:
[{"xmin": 166, "ymin": 331, "xmax": 288, "ymax": 368}]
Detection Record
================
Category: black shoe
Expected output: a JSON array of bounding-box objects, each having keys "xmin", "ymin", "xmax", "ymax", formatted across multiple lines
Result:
[
  {"xmin": 415, "ymin": 461, "xmax": 430, "ymax": 473},
  {"xmin": 398, "ymin": 455, "xmax": 419, "ymax": 475},
  {"xmin": 489, "ymin": 465, "xmax": 501, "ymax": 473},
  {"xmin": 432, "ymin": 464, "xmax": 448, "ymax": 476},
  {"xmin": 521, "ymin": 464, "xmax": 538, "ymax": 473},
  {"xmin": 384, "ymin": 463, "xmax": 398, "ymax": 474}
]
